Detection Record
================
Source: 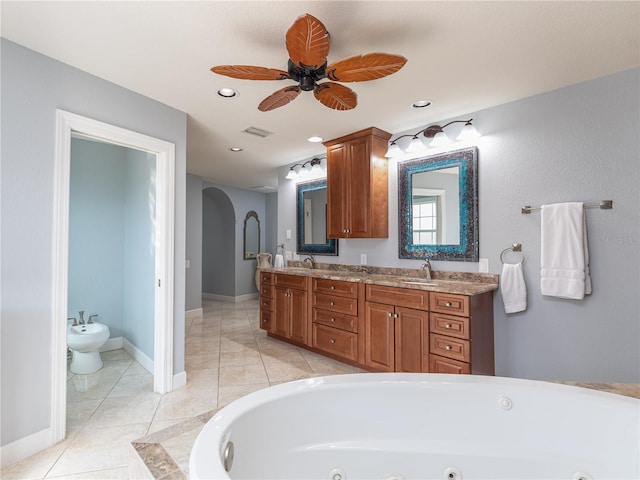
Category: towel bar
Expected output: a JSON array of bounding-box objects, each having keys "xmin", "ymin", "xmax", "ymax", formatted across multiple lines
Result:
[
  {"xmin": 521, "ymin": 200, "xmax": 612, "ymax": 214},
  {"xmin": 500, "ymin": 243, "xmax": 524, "ymax": 264}
]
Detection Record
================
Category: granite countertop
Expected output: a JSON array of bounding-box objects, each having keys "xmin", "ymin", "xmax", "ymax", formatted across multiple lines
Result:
[{"xmin": 262, "ymin": 262, "xmax": 499, "ymax": 296}]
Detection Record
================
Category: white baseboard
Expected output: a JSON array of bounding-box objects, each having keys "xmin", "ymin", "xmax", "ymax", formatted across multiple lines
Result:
[
  {"xmin": 0, "ymin": 427, "xmax": 52, "ymax": 468},
  {"xmin": 185, "ymin": 308, "xmax": 203, "ymax": 320},
  {"xmin": 202, "ymin": 292, "xmax": 259, "ymax": 303},
  {"xmin": 100, "ymin": 336, "xmax": 124, "ymax": 352},
  {"xmin": 123, "ymin": 338, "xmax": 154, "ymax": 374},
  {"xmin": 173, "ymin": 370, "xmax": 187, "ymax": 390}
]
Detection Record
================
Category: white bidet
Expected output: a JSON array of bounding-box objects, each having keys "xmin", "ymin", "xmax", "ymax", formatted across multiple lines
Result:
[{"xmin": 67, "ymin": 322, "xmax": 110, "ymax": 374}]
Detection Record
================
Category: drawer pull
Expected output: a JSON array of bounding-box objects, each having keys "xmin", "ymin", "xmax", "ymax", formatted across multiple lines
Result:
[
  {"xmin": 445, "ymin": 345, "xmax": 452, "ymax": 351},
  {"xmin": 262, "ymin": 319, "xmax": 267, "ymax": 323},
  {"xmin": 330, "ymin": 318, "xmax": 335, "ymax": 322},
  {"xmin": 330, "ymin": 339, "xmax": 336, "ymax": 344},
  {"xmin": 445, "ymin": 323, "xmax": 452, "ymax": 329},
  {"xmin": 445, "ymin": 302, "xmax": 452, "ymax": 307},
  {"xmin": 330, "ymin": 285, "xmax": 335, "ymax": 290},
  {"xmin": 330, "ymin": 301, "xmax": 335, "ymax": 306}
]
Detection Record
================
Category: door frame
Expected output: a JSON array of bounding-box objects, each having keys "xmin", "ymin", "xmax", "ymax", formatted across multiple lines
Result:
[{"xmin": 52, "ymin": 110, "xmax": 175, "ymax": 443}]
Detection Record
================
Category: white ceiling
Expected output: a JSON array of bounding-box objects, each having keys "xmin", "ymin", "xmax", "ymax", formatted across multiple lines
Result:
[{"xmin": 2, "ymin": 1, "xmax": 638, "ymax": 191}]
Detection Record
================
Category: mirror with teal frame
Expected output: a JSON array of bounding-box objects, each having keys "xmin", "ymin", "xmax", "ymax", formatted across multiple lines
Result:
[
  {"xmin": 398, "ymin": 147, "xmax": 478, "ymax": 261},
  {"xmin": 296, "ymin": 179, "xmax": 338, "ymax": 256}
]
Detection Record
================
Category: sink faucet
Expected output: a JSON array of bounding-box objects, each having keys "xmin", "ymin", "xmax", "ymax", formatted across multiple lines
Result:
[
  {"xmin": 302, "ymin": 255, "xmax": 316, "ymax": 269},
  {"xmin": 78, "ymin": 310, "xmax": 85, "ymax": 325},
  {"xmin": 88, "ymin": 314, "xmax": 98, "ymax": 324},
  {"xmin": 420, "ymin": 258, "xmax": 432, "ymax": 281}
]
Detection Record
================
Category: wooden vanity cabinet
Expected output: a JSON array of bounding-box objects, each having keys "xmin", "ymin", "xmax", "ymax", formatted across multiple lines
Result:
[
  {"xmin": 272, "ymin": 274, "xmax": 309, "ymax": 345},
  {"xmin": 364, "ymin": 285, "xmax": 429, "ymax": 372},
  {"xmin": 324, "ymin": 127, "xmax": 391, "ymax": 238},
  {"xmin": 428, "ymin": 291, "xmax": 494, "ymax": 375},
  {"xmin": 311, "ymin": 278, "xmax": 361, "ymax": 363}
]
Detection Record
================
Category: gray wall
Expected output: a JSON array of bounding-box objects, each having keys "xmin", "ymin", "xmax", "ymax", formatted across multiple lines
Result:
[
  {"xmin": 185, "ymin": 174, "xmax": 203, "ymax": 311},
  {"xmin": 0, "ymin": 39, "xmax": 188, "ymax": 446},
  {"xmin": 202, "ymin": 187, "xmax": 236, "ymax": 296},
  {"xmin": 278, "ymin": 68, "xmax": 640, "ymax": 382},
  {"xmin": 265, "ymin": 192, "xmax": 278, "ymax": 257}
]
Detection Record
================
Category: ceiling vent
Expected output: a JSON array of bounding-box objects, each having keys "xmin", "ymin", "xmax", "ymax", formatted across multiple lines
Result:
[{"xmin": 243, "ymin": 126, "xmax": 273, "ymax": 138}]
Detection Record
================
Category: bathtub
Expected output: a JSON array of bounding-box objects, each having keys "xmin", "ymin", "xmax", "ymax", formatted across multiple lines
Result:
[{"xmin": 189, "ymin": 373, "xmax": 639, "ymax": 479}]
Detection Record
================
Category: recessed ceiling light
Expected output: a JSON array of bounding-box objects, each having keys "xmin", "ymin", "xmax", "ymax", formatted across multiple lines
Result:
[
  {"xmin": 218, "ymin": 88, "xmax": 238, "ymax": 98},
  {"xmin": 307, "ymin": 136, "xmax": 324, "ymax": 143},
  {"xmin": 411, "ymin": 100, "xmax": 431, "ymax": 109},
  {"xmin": 229, "ymin": 147, "xmax": 243, "ymax": 152}
]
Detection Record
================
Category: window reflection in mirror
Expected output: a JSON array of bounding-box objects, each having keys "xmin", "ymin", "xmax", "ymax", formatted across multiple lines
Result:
[
  {"xmin": 243, "ymin": 211, "xmax": 260, "ymax": 260},
  {"xmin": 398, "ymin": 147, "xmax": 478, "ymax": 261},
  {"xmin": 296, "ymin": 179, "xmax": 338, "ymax": 256}
]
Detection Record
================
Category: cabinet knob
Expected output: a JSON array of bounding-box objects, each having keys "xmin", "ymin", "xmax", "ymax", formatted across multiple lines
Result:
[
  {"xmin": 330, "ymin": 339, "xmax": 336, "ymax": 344},
  {"xmin": 444, "ymin": 323, "xmax": 451, "ymax": 329},
  {"xmin": 388, "ymin": 312, "xmax": 392, "ymax": 317},
  {"xmin": 262, "ymin": 319, "xmax": 267, "ymax": 323},
  {"xmin": 445, "ymin": 345, "xmax": 452, "ymax": 351},
  {"xmin": 330, "ymin": 285, "xmax": 335, "ymax": 290},
  {"xmin": 330, "ymin": 301, "xmax": 334, "ymax": 306},
  {"xmin": 330, "ymin": 318, "xmax": 335, "ymax": 322},
  {"xmin": 444, "ymin": 302, "xmax": 452, "ymax": 307}
]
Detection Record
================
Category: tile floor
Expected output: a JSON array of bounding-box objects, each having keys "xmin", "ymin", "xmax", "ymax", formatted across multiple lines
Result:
[{"xmin": 1, "ymin": 297, "xmax": 363, "ymax": 479}]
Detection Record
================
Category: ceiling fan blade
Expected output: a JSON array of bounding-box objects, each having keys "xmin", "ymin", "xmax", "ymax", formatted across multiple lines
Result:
[
  {"xmin": 326, "ymin": 53, "xmax": 407, "ymax": 82},
  {"xmin": 211, "ymin": 65, "xmax": 289, "ymax": 80},
  {"xmin": 258, "ymin": 86, "xmax": 301, "ymax": 111},
  {"xmin": 285, "ymin": 14, "xmax": 330, "ymax": 69},
  {"xmin": 314, "ymin": 82, "xmax": 357, "ymax": 111}
]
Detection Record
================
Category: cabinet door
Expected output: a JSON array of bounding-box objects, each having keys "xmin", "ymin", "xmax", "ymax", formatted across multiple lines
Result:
[
  {"xmin": 289, "ymin": 288, "xmax": 308, "ymax": 344},
  {"xmin": 326, "ymin": 144, "xmax": 348, "ymax": 238},
  {"xmin": 395, "ymin": 307, "xmax": 427, "ymax": 373},
  {"xmin": 274, "ymin": 287, "xmax": 291, "ymax": 338},
  {"xmin": 365, "ymin": 302, "xmax": 395, "ymax": 372},
  {"xmin": 345, "ymin": 137, "xmax": 371, "ymax": 237}
]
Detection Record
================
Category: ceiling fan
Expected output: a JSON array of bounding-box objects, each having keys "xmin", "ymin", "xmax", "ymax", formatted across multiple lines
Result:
[{"xmin": 211, "ymin": 13, "xmax": 407, "ymax": 111}]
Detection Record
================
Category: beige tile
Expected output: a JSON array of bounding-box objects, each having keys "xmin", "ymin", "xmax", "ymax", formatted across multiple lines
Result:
[
  {"xmin": 217, "ymin": 383, "xmax": 270, "ymax": 408},
  {"xmin": 101, "ymin": 349, "xmax": 133, "ymax": 364},
  {"xmin": 260, "ymin": 347, "xmax": 306, "ymax": 364},
  {"xmin": 185, "ymin": 353, "xmax": 220, "ymax": 371},
  {"xmin": 123, "ymin": 361, "xmax": 151, "ymax": 376},
  {"xmin": 0, "ymin": 432, "xmax": 78, "ymax": 480},
  {"xmin": 185, "ymin": 341, "xmax": 220, "ymax": 356},
  {"xmin": 219, "ymin": 337, "xmax": 258, "ymax": 353},
  {"xmin": 108, "ymin": 373, "xmax": 154, "ymax": 397},
  {"xmin": 160, "ymin": 425, "xmax": 204, "ymax": 476},
  {"xmin": 153, "ymin": 387, "xmax": 217, "ymax": 421},
  {"xmin": 66, "ymin": 399, "xmax": 102, "ymax": 430},
  {"xmin": 86, "ymin": 392, "xmax": 161, "ymax": 428},
  {"xmin": 219, "ymin": 349, "xmax": 263, "ymax": 366},
  {"xmin": 264, "ymin": 361, "xmax": 314, "ymax": 383},
  {"xmin": 47, "ymin": 423, "xmax": 149, "ymax": 477},
  {"xmin": 46, "ymin": 466, "xmax": 129, "ymax": 479},
  {"xmin": 218, "ymin": 364, "xmax": 268, "ymax": 386}
]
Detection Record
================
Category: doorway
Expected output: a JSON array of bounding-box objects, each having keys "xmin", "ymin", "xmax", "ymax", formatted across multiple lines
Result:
[{"xmin": 52, "ymin": 110, "xmax": 176, "ymax": 444}]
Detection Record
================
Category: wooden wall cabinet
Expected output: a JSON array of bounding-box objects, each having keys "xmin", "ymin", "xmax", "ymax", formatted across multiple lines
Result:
[
  {"xmin": 324, "ymin": 127, "xmax": 391, "ymax": 238},
  {"xmin": 364, "ymin": 285, "xmax": 429, "ymax": 372}
]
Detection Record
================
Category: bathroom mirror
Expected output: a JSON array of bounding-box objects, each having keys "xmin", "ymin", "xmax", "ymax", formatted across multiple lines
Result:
[
  {"xmin": 243, "ymin": 211, "xmax": 260, "ymax": 260},
  {"xmin": 398, "ymin": 147, "xmax": 478, "ymax": 261},
  {"xmin": 296, "ymin": 179, "xmax": 338, "ymax": 256}
]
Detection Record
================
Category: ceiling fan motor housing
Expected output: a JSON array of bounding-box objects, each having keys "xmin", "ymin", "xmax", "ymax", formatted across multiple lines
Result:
[{"xmin": 288, "ymin": 59, "xmax": 327, "ymax": 91}]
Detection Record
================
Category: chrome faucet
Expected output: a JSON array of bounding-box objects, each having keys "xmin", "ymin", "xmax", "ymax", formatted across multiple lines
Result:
[
  {"xmin": 88, "ymin": 314, "xmax": 98, "ymax": 324},
  {"xmin": 302, "ymin": 255, "xmax": 316, "ymax": 269},
  {"xmin": 68, "ymin": 317, "xmax": 77, "ymax": 327},
  {"xmin": 78, "ymin": 310, "xmax": 85, "ymax": 325},
  {"xmin": 420, "ymin": 258, "xmax": 432, "ymax": 281}
]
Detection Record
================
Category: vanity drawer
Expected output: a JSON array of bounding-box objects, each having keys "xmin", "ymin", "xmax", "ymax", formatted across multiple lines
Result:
[
  {"xmin": 260, "ymin": 271, "xmax": 274, "ymax": 285},
  {"xmin": 430, "ymin": 333, "xmax": 470, "ymax": 362},
  {"xmin": 260, "ymin": 284, "xmax": 274, "ymax": 299},
  {"xmin": 313, "ymin": 308, "xmax": 357, "ymax": 333},
  {"xmin": 366, "ymin": 284, "xmax": 429, "ymax": 310},
  {"xmin": 429, "ymin": 292, "xmax": 469, "ymax": 317},
  {"xmin": 274, "ymin": 273, "xmax": 308, "ymax": 290},
  {"xmin": 429, "ymin": 354, "xmax": 470, "ymax": 374},
  {"xmin": 313, "ymin": 293, "xmax": 358, "ymax": 316},
  {"xmin": 430, "ymin": 313, "xmax": 470, "ymax": 340},
  {"xmin": 313, "ymin": 278, "xmax": 358, "ymax": 298},
  {"xmin": 260, "ymin": 296, "xmax": 274, "ymax": 311},
  {"xmin": 313, "ymin": 324, "xmax": 358, "ymax": 362},
  {"xmin": 259, "ymin": 309, "xmax": 273, "ymax": 331}
]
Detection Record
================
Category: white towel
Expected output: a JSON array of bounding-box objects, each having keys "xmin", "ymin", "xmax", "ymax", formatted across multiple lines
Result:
[
  {"xmin": 501, "ymin": 262, "xmax": 527, "ymax": 313},
  {"xmin": 540, "ymin": 202, "xmax": 592, "ymax": 299},
  {"xmin": 274, "ymin": 254, "xmax": 284, "ymax": 268}
]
